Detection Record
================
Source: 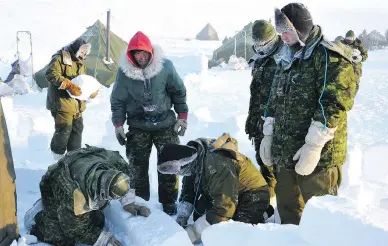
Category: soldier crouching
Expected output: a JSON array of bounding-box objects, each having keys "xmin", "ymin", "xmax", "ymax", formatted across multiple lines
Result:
[
  {"xmin": 24, "ymin": 146, "xmax": 150, "ymax": 246},
  {"xmin": 157, "ymin": 134, "xmax": 273, "ymax": 244}
]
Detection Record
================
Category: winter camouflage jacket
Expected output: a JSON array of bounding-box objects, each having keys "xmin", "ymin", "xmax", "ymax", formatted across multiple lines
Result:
[
  {"xmin": 45, "ymin": 47, "xmax": 87, "ymax": 114},
  {"xmin": 110, "ymin": 33, "xmax": 188, "ymax": 131},
  {"xmin": 341, "ymin": 38, "xmax": 368, "ymax": 88},
  {"xmin": 39, "ymin": 146, "xmax": 132, "ymax": 215},
  {"xmin": 180, "ymin": 137, "xmax": 267, "ymax": 224},
  {"xmin": 245, "ymin": 38, "xmax": 283, "ymax": 140},
  {"xmin": 269, "ymin": 26, "xmax": 357, "ymax": 169}
]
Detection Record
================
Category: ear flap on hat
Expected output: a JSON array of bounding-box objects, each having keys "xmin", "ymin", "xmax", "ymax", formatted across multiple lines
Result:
[{"xmin": 274, "ymin": 8, "xmax": 305, "ymax": 46}]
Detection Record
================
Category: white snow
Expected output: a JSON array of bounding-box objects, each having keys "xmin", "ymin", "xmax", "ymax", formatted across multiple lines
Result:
[
  {"xmin": 104, "ymin": 201, "xmax": 192, "ymax": 246},
  {"xmin": 69, "ymin": 74, "xmax": 102, "ymax": 100},
  {"xmin": 299, "ymin": 196, "xmax": 388, "ymax": 246},
  {"xmin": 0, "ymin": 1, "xmax": 387, "ymax": 245}
]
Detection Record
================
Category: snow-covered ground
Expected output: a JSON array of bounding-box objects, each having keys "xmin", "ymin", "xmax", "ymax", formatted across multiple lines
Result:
[{"xmin": 1, "ymin": 0, "xmax": 388, "ymax": 245}]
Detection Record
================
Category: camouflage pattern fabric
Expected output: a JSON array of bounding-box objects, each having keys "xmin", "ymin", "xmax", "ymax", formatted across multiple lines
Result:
[
  {"xmin": 50, "ymin": 111, "xmax": 83, "ymax": 155},
  {"xmin": 179, "ymin": 138, "xmax": 269, "ymax": 225},
  {"xmin": 270, "ymin": 26, "xmax": 357, "ymax": 170},
  {"xmin": 245, "ymin": 42, "xmax": 282, "ymax": 198},
  {"xmin": 30, "ymin": 146, "xmax": 131, "ymax": 245},
  {"xmin": 268, "ymin": 25, "xmax": 356, "ymax": 225},
  {"xmin": 275, "ymin": 165, "xmax": 340, "ymax": 225},
  {"xmin": 341, "ymin": 38, "xmax": 368, "ymax": 91},
  {"xmin": 0, "ymin": 100, "xmax": 19, "ymax": 245},
  {"xmin": 125, "ymin": 126, "xmax": 179, "ymax": 204}
]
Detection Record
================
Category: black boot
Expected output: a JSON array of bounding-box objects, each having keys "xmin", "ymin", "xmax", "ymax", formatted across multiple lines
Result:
[{"xmin": 162, "ymin": 203, "xmax": 177, "ymax": 215}]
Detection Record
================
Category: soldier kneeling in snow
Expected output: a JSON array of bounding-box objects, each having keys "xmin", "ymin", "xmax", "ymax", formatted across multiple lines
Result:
[
  {"xmin": 24, "ymin": 146, "xmax": 150, "ymax": 246},
  {"xmin": 157, "ymin": 134, "xmax": 273, "ymax": 244}
]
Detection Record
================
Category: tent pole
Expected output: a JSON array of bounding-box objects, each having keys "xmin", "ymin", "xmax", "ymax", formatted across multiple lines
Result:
[{"xmin": 106, "ymin": 9, "xmax": 111, "ymax": 62}]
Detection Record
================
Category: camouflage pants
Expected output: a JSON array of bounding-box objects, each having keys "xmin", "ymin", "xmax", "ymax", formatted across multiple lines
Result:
[
  {"xmin": 193, "ymin": 187, "xmax": 270, "ymax": 224},
  {"xmin": 50, "ymin": 111, "xmax": 83, "ymax": 155},
  {"xmin": 275, "ymin": 165, "xmax": 341, "ymax": 225},
  {"xmin": 125, "ymin": 126, "xmax": 179, "ymax": 204},
  {"xmin": 31, "ymin": 206, "xmax": 104, "ymax": 246},
  {"xmin": 254, "ymin": 137, "xmax": 277, "ymax": 198}
]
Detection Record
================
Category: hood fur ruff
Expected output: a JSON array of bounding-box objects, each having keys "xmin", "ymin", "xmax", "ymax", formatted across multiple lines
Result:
[{"xmin": 119, "ymin": 45, "xmax": 164, "ymax": 81}]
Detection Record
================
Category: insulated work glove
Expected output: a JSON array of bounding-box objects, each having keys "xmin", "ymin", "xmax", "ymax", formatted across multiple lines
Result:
[
  {"xmin": 174, "ymin": 119, "xmax": 187, "ymax": 136},
  {"xmin": 123, "ymin": 203, "xmax": 151, "ymax": 217},
  {"xmin": 94, "ymin": 231, "xmax": 122, "ymax": 246},
  {"xmin": 90, "ymin": 90, "xmax": 99, "ymax": 99},
  {"xmin": 185, "ymin": 215, "xmax": 210, "ymax": 244},
  {"xmin": 293, "ymin": 120, "xmax": 337, "ymax": 176},
  {"xmin": 115, "ymin": 126, "xmax": 126, "ymax": 146},
  {"xmin": 259, "ymin": 117, "xmax": 275, "ymax": 166},
  {"xmin": 59, "ymin": 78, "xmax": 82, "ymax": 96},
  {"xmin": 176, "ymin": 201, "xmax": 194, "ymax": 228},
  {"xmin": 120, "ymin": 188, "xmax": 151, "ymax": 217}
]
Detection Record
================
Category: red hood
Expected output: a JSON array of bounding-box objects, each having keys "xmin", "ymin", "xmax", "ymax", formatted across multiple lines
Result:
[{"xmin": 126, "ymin": 31, "xmax": 153, "ymax": 66}]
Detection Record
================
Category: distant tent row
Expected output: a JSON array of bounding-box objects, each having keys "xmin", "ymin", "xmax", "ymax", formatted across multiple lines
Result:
[
  {"xmin": 35, "ymin": 20, "xmax": 128, "ymax": 89},
  {"xmin": 211, "ymin": 22, "xmax": 254, "ymax": 63},
  {"xmin": 196, "ymin": 23, "xmax": 219, "ymax": 41}
]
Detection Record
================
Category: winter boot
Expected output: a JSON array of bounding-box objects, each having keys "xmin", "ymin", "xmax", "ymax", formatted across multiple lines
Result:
[{"xmin": 162, "ymin": 203, "xmax": 177, "ymax": 215}]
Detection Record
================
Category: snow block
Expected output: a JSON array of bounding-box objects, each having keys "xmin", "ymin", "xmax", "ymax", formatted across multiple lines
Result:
[
  {"xmin": 202, "ymin": 221, "xmax": 310, "ymax": 246},
  {"xmin": 104, "ymin": 200, "xmax": 192, "ymax": 246},
  {"xmin": 300, "ymin": 196, "xmax": 388, "ymax": 246},
  {"xmin": 167, "ymin": 54, "xmax": 208, "ymax": 76}
]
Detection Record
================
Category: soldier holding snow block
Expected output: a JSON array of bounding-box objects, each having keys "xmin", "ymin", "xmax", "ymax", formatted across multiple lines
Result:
[
  {"xmin": 45, "ymin": 38, "xmax": 98, "ymax": 161},
  {"xmin": 110, "ymin": 31, "xmax": 188, "ymax": 215},
  {"xmin": 157, "ymin": 134, "xmax": 272, "ymax": 244},
  {"xmin": 245, "ymin": 19, "xmax": 284, "ymax": 200},
  {"xmin": 263, "ymin": 3, "xmax": 357, "ymax": 225},
  {"xmin": 24, "ymin": 146, "xmax": 150, "ymax": 246},
  {"xmin": 340, "ymin": 30, "xmax": 368, "ymax": 91}
]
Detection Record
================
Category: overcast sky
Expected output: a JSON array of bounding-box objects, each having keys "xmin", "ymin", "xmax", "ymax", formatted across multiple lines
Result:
[{"xmin": 0, "ymin": 0, "xmax": 387, "ymax": 60}]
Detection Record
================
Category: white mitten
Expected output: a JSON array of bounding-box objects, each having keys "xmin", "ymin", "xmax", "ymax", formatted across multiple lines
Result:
[
  {"xmin": 176, "ymin": 201, "xmax": 194, "ymax": 228},
  {"xmin": 259, "ymin": 117, "xmax": 275, "ymax": 166},
  {"xmin": 352, "ymin": 49, "xmax": 362, "ymax": 63},
  {"xmin": 185, "ymin": 215, "xmax": 210, "ymax": 244},
  {"xmin": 293, "ymin": 120, "xmax": 337, "ymax": 176}
]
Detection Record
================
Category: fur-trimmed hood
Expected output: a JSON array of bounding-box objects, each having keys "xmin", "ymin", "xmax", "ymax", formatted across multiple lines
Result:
[{"xmin": 119, "ymin": 44, "xmax": 165, "ymax": 81}]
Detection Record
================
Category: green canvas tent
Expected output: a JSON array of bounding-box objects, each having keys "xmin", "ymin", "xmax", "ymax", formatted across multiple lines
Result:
[
  {"xmin": 35, "ymin": 20, "xmax": 128, "ymax": 88},
  {"xmin": 196, "ymin": 23, "xmax": 219, "ymax": 41},
  {"xmin": 212, "ymin": 22, "xmax": 254, "ymax": 62}
]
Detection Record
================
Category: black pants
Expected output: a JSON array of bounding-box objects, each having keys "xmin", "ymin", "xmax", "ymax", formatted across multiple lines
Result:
[{"xmin": 50, "ymin": 111, "xmax": 83, "ymax": 155}]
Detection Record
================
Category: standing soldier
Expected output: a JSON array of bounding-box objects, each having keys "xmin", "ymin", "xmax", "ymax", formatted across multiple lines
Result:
[
  {"xmin": 110, "ymin": 31, "xmax": 188, "ymax": 215},
  {"xmin": 341, "ymin": 30, "xmax": 368, "ymax": 91},
  {"xmin": 245, "ymin": 20, "xmax": 283, "ymax": 200},
  {"xmin": 45, "ymin": 38, "xmax": 97, "ymax": 160},
  {"xmin": 0, "ymin": 100, "xmax": 19, "ymax": 245},
  {"xmin": 261, "ymin": 3, "xmax": 357, "ymax": 225}
]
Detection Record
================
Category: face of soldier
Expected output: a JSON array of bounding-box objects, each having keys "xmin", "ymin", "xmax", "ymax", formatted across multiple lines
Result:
[
  {"xmin": 134, "ymin": 50, "xmax": 151, "ymax": 68},
  {"xmin": 76, "ymin": 43, "xmax": 91, "ymax": 60},
  {"xmin": 281, "ymin": 31, "xmax": 299, "ymax": 46},
  {"xmin": 345, "ymin": 37, "xmax": 355, "ymax": 44}
]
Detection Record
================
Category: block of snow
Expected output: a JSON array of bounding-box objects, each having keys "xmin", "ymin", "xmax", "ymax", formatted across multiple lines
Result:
[
  {"xmin": 202, "ymin": 221, "xmax": 310, "ymax": 246},
  {"xmin": 299, "ymin": 196, "xmax": 388, "ymax": 246},
  {"xmin": 380, "ymin": 198, "xmax": 388, "ymax": 210},
  {"xmin": 0, "ymin": 82, "xmax": 14, "ymax": 96},
  {"xmin": 68, "ymin": 75, "xmax": 101, "ymax": 101},
  {"xmin": 10, "ymin": 75, "xmax": 31, "ymax": 95},
  {"xmin": 104, "ymin": 200, "xmax": 192, "ymax": 246}
]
